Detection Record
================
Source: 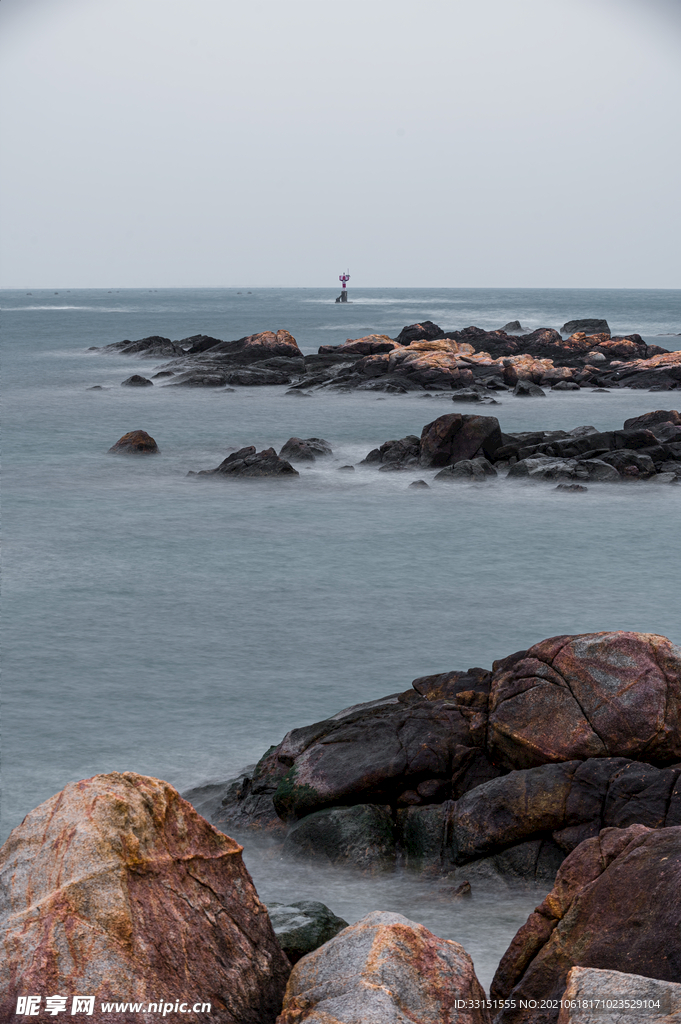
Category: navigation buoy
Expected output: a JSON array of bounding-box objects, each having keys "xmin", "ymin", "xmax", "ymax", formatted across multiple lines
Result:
[{"xmin": 335, "ymin": 271, "xmax": 350, "ymax": 303}]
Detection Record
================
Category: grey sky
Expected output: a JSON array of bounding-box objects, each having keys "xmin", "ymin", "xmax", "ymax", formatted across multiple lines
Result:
[{"xmin": 1, "ymin": 0, "xmax": 680, "ymax": 289}]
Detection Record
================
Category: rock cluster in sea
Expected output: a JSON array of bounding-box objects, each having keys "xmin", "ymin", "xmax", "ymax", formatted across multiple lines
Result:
[
  {"xmin": 2, "ymin": 630, "xmax": 681, "ymax": 1022},
  {"xmin": 92, "ymin": 321, "xmax": 681, "ymax": 393}
]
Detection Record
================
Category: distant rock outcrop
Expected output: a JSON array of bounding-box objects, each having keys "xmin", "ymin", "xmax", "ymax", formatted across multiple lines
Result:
[{"xmin": 561, "ymin": 318, "xmax": 610, "ymax": 336}]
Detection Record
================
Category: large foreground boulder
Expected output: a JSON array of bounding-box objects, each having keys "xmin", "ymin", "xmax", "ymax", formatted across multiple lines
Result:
[
  {"xmin": 419, "ymin": 413, "xmax": 503, "ymax": 466},
  {"xmin": 276, "ymin": 911, "xmax": 491, "ymax": 1024},
  {"xmin": 492, "ymin": 825, "xmax": 681, "ymax": 1023},
  {"xmin": 0, "ymin": 772, "xmax": 290, "ymax": 1023},
  {"xmin": 488, "ymin": 632, "xmax": 681, "ymax": 770},
  {"xmin": 558, "ymin": 967, "xmax": 681, "ymax": 1023}
]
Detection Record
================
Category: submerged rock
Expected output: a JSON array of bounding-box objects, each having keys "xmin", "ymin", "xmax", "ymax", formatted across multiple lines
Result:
[
  {"xmin": 108, "ymin": 429, "xmax": 159, "ymax": 453},
  {"xmin": 198, "ymin": 447, "xmax": 299, "ymax": 479},
  {"xmin": 276, "ymin": 911, "xmax": 491, "ymax": 1024},
  {"xmin": 282, "ymin": 804, "xmax": 396, "ymax": 874},
  {"xmin": 434, "ymin": 457, "xmax": 497, "ymax": 482},
  {"xmin": 0, "ymin": 773, "xmax": 290, "ymax": 1023},
  {"xmin": 492, "ymin": 825, "xmax": 681, "ymax": 1023},
  {"xmin": 267, "ymin": 900, "xmax": 348, "ymax": 964},
  {"xmin": 279, "ymin": 437, "xmax": 332, "ymax": 461}
]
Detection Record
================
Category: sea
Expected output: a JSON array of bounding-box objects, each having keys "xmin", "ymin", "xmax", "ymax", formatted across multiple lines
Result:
[{"xmin": 3, "ymin": 286, "xmax": 681, "ymax": 989}]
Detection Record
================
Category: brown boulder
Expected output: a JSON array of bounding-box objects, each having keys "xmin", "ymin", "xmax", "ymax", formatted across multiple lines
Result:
[
  {"xmin": 276, "ymin": 910, "xmax": 491, "ymax": 1024},
  {"xmin": 492, "ymin": 825, "xmax": 681, "ymax": 1023},
  {"xmin": 0, "ymin": 772, "xmax": 290, "ymax": 1023},
  {"xmin": 419, "ymin": 413, "xmax": 503, "ymax": 466},
  {"xmin": 488, "ymin": 632, "xmax": 681, "ymax": 770},
  {"xmin": 240, "ymin": 329, "xmax": 302, "ymax": 359},
  {"xmin": 108, "ymin": 429, "xmax": 159, "ymax": 453}
]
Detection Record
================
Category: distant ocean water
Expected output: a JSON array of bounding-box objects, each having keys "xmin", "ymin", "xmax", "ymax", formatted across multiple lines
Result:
[{"xmin": 3, "ymin": 287, "xmax": 681, "ymax": 989}]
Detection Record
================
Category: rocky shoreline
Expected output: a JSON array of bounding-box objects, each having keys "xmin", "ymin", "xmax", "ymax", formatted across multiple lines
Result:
[
  {"xmin": 90, "ymin": 319, "xmax": 681, "ymax": 394},
  {"xmin": 2, "ymin": 630, "xmax": 681, "ymax": 1022},
  {"xmin": 108, "ymin": 407, "xmax": 681, "ymax": 485}
]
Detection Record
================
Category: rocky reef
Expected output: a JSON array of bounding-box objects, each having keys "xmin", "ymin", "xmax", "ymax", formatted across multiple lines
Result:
[
  {"xmin": 209, "ymin": 631, "xmax": 681, "ymax": 888},
  {"xmin": 92, "ymin": 322, "xmax": 681, "ymax": 393}
]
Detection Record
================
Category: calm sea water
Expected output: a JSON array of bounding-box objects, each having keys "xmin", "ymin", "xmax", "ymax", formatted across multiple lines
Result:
[{"xmin": 3, "ymin": 287, "xmax": 681, "ymax": 988}]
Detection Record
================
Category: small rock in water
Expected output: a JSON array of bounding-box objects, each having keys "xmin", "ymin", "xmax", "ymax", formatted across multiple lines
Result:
[
  {"xmin": 279, "ymin": 437, "xmax": 333, "ymax": 462},
  {"xmin": 108, "ymin": 430, "xmax": 159, "ymax": 454},
  {"xmin": 266, "ymin": 900, "xmax": 348, "ymax": 964},
  {"xmin": 514, "ymin": 380, "xmax": 545, "ymax": 397},
  {"xmin": 87, "ymin": 385, "xmax": 104, "ymax": 390},
  {"xmin": 502, "ymin": 320, "xmax": 523, "ymax": 332},
  {"xmin": 451, "ymin": 390, "xmax": 498, "ymax": 404},
  {"xmin": 551, "ymin": 380, "xmax": 580, "ymax": 391},
  {"xmin": 121, "ymin": 374, "xmax": 153, "ymax": 387},
  {"xmin": 285, "ymin": 389, "xmax": 312, "ymax": 397},
  {"xmin": 338, "ymin": 465, "xmax": 355, "ymax": 472},
  {"xmin": 561, "ymin": 318, "xmax": 610, "ymax": 335},
  {"xmin": 409, "ymin": 479, "xmax": 430, "ymax": 489},
  {"xmin": 555, "ymin": 483, "xmax": 588, "ymax": 492},
  {"xmin": 152, "ymin": 370, "xmax": 175, "ymax": 378}
]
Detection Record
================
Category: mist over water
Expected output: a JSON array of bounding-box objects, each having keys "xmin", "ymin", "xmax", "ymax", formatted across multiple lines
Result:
[{"xmin": 3, "ymin": 287, "xmax": 681, "ymax": 989}]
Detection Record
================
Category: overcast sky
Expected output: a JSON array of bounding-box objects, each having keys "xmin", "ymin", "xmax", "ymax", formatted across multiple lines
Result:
[{"xmin": 1, "ymin": 0, "xmax": 680, "ymax": 289}]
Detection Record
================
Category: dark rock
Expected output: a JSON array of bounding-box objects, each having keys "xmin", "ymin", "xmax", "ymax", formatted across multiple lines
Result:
[
  {"xmin": 271, "ymin": 692, "xmax": 486, "ymax": 822},
  {"xmin": 555, "ymin": 484, "xmax": 587, "ymax": 492},
  {"xmin": 451, "ymin": 390, "xmax": 499, "ymax": 404},
  {"xmin": 266, "ymin": 900, "xmax": 348, "ymax": 964},
  {"xmin": 282, "ymin": 804, "xmax": 396, "ymax": 873},
  {"xmin": 419, "ymin": 414, "xmax": 503, "ymax": 467},
  {"xmin": 395, "ymin": 321, "xmax": 444, "ymax": 345},
  {"xmin": 492, "ymin": 825, "xmax": 681, "ymax": 1023},
  {"xmin": 285, "ymin": 389, "xmax": 311, "ymax": 397},
  {"xmin": 487, "ymin": 632, "xmax": 681, "ymax": 771},
  {"xmin": 623, "ymin": 409, "xmax": 681, "ymax": 433},
  {"xmin": 514, "ymin": 380, "xmax": 546, "ymax": 397},
  {"xmin": 279, "ymin": 437, "xmax": 332, "ymax": 462},
  {"xmin": 561, "ymin": 319, "xmax": 611, "ymax": 336},
  {"xmin": 434, "ymin": 458, "xmax": 497, "ymax": 482},
  {"xmin": 199, "ymin": 329, "xmax": 302, "ymax": 362},
  {"xmin": 502, "ymin": 321, "xmax": 523, "ymax": 332},
  {"xmin": 360, "ymin": 435, "xmax": 421, "ymax": 468},
  {"xmin": 151, "ymin": 370, "xmax": 175, "ymax": 378},
  {"xmin": 201, "ymin": 447, "xmax": 299, "ymax": 479},
  {"xmin": 121, "ymin": 374, "xmax": 153, "ymax": 387},
  {"xmin": 338, "ymin": 465, "xmax": 355, "ymax": 471},
  {"xmin": 223, "ymin": 368, "xmax": 293, "ymax": 387},
  {"xmin": 409, "ymin": 479, "xmax": 430, "ymax": 488},
  {"xmin": 551, "ymin": 381, "xmax": 580, "ymax": 391},
  {"xmin": 182, "ymin": 334, "xmax": 223, "ymax": 354},
  {"xmin": 599, "ymin": 449, "xmax": 657, "ymax": 478},
  {"xmin": 87, "ymin": 385, "xmax": 104, "ymax": 390},
  {"xmin": 105, "ymin": 336, "xmax": 185, "ymax": 358},
  {"xmin": 108, "ymin": 430, "xmax": 159, "ymax": 454}
]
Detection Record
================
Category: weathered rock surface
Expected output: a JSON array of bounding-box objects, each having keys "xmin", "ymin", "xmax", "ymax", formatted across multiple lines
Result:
[
  {"xmin": 267, "ymin": 900, "xmax": 348, "ymax": 964},
  {"xmin": 557, "ymin": 967, "xmax": 681, "ymax": 1023},
  {"xmin": 492, "ymin": 825, "xmax": 681, "ymax": 1023},
  {"xmin": 108, "ymin": 429, "xmax": 159, "ymax": 454},
  {"xmin": 487, "ymin": 631, "xmax": 681, "ymax": 770},
  {"xmin": 282, "ymin": 804, "xmax": 397, "ymax": 873},
  {"xmin": 121, "ymin": 373, "xmax": 153, "ymax": 386},
  {"xmin": 434, "ymin": 457, "xmax": 497, "ymax": 482},
  {"xmin": 0, "ymin": 772, "xmax": 290, "ymax": 1023},
  {"xmin": 279, "ymin": 437, "xmax": 332, "ymax": 462},
  {"xmin": 105, "ymin": 336, "xmax": 186, "ymax": 358},
  {"xmin": 561, "ymin": 318, "xmax": 611, "ymax": 336},
  {"xmin": 196, "ymin": 446, "xmax": 299, "ymax": 479},
  {"xmin": 419, "ymin": 413, "xmax": 503, "ymax": 466},
  {"xmin": 212, "ymin": 631, "xmax": 681, "ymax": 883},
  {"xmin": 276, "ymin": 910, "xmax": 491, "ymax": 1024}
]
